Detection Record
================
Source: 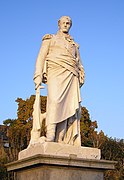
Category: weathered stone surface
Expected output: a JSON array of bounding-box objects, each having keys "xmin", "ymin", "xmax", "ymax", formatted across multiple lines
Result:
[
  {"xmin": 14, "ymin": 166, "xmax": 104, "ymax": 180},
  {"xmin": 7, "ymin": 154, "xmax": 116, "ymax": 180},
  {"xmin": 31, "ymin": 16, "xmax": 85, "ymax": 146},
  {"xmin": 19, "ymin": 142, "xmax": 101, "ymax": 160}
]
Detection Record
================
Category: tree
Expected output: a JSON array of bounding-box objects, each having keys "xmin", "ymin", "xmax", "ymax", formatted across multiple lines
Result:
[
  {"xmin": 0, "ymin": 155, "xmax": 8, "ymax": 180},
  {"xmin": 0, "ymin": 125, "xmax": 9, "ymax": 180},
  {"xmin": 80, "ymin": 107, "xmax": 99, "ymax": 147},
  {"xmin": 1, "ymin": 95, "xmax": 124, "ymax": 179},
  {"xmin": 3, "ymin": 95, "xmax": 47, "ymax": 161},
  {"xmin": 101, "ymin": 137, "xmax": 124, "ymax": 179},
  {"xmin": 80, "ymin": 107, "xmax": 124, "ymax": 179}
]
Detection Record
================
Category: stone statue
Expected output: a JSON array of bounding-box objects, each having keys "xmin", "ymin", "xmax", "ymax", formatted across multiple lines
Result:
[{"xmin": 30, "ymin": 16, "xmax": 85, "ymax": 147}]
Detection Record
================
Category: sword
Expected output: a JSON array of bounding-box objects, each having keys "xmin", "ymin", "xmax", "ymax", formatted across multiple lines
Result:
[{"xmin": 32, "ymin": 85, "xmax": 44, "ymax": 131}]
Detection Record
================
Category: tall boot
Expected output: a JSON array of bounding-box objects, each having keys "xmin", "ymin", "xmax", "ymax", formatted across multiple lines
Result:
[
  {"xmin": 46, "ymin": 123, "xmax": 56, "ymax": 142},
  {"xmin": 55, "ymin": 120, "xmax": 67, "ymax": 143}
]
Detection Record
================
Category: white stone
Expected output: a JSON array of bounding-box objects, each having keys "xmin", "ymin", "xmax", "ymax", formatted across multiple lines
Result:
[
  {"xmin": 19, "ymin": 142, "xmax": 101, "ymax": 160},
  {"xmin": 31, "ymin": 16, "xmax": 85, "ymax": 146}
]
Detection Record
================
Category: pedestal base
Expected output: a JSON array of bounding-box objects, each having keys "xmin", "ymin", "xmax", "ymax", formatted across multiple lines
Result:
[
  {"xmin": 7, "ymin": 154, "xmax": 116, "ymax": 180},
  {"xmin": 19, "ymin": 142, "xmax": 101, "ymax": 160}
]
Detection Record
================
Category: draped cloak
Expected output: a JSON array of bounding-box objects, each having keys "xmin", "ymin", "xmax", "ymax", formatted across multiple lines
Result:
[{"xmin": 34, "ymin": 32, "xmax": 84, "ymax": 145}]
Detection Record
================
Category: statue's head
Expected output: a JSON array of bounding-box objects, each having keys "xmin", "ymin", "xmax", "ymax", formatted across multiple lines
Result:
[{"xmin": 58, "ymin": 16, "xmax": 72, "ymax": 33}]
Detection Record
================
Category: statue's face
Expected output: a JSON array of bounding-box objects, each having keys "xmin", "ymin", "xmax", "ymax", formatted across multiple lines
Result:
[{"xmin": 59, "ymin": 18, "xmax": 71, "ymax": 33}]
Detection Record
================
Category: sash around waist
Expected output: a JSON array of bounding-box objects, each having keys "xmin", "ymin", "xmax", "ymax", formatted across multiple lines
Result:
[{"xmin": 46, "ymin": 55, "xmax": 79, "ymax": 77}]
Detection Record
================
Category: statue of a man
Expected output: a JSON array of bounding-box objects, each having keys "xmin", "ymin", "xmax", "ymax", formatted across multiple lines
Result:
[{"xmin": 33, "ymin": 16, "xmax": 84, "ymax": 146}]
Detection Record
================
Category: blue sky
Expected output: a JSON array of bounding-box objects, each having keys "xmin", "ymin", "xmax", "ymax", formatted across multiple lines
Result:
[{"xmin": 0, "ymin": 0, "xmax": 124, "ymax": 139}]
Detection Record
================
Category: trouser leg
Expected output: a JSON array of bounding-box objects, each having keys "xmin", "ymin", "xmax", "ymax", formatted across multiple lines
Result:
[{"xmin": 46, "ymin": 124, "xmax": 56, "ymax": 142}]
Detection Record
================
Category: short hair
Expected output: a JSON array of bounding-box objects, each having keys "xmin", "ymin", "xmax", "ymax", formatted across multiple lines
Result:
[{"xmin": 58, "ymin": 16, "xmax": 72, "ymax": 27}]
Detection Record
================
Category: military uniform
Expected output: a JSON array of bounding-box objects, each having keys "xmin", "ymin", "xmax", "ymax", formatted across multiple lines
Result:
[{"xmin": 34, "ymin": 31, "xmax": 84, "ymax": 145}]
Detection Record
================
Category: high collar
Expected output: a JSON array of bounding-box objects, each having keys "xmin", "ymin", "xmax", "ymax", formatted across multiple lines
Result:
[{"xmin": 56, "ymin": 31, "xmax": 73, "ymax": 41}]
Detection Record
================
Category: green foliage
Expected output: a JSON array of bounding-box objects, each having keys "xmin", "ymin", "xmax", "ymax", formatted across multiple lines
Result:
[
  {"xmin": 2, "ymin": 95, "xmax": 47, "ymax": 162},
  {"xmin": 0, "ymin": 147, "xmax": 8, "ymax": 180},
  {"xmin": 101, "ymin": 137, "xmax": 124, "ymax": 161},
  {"xmin": 16, "ymin": 95, "xmax": 35, "ymax": 122},
  {"xmin": 0, "ymin": 95, "xmax": 124, "ymax": 179},
  {"xmin": 80, "ymin": 107, "xmax": 124, "ymax": 179},
  {"xmin": 3, "ymin": 119, "xmax": 15, "ymax": 126},
  {"xmin": 0, "ymin": 163, "xmax": 8, "ymax": 180},
  {"xmin": 80, "ymin": 107, "xmax": 98, "ymax": 147},
  {"xmin": 101, "ymin": 138, "xmax": 124, "ymax": 179}
]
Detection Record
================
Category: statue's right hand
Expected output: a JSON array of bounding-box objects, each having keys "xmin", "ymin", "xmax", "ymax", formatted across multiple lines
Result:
[{"xmin": 34, "ymin": 76, "xmax": 42, "ymax": 90}]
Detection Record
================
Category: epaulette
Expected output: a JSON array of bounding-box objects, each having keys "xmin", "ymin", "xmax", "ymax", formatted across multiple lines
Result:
[{"xmin": 42, "ymin": 34, "xmax": 53, "ymax": 41}]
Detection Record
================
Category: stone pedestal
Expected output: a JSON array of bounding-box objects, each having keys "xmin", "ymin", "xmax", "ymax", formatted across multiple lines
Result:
[
  {"xmin": 7, "ymin": 154, "xmax": 116, "ymax": 180},
  {"xmin": 19, "ymin": 142, "xmax": 101, "ymax": 160},
  {"xmin": 6, "ymin": 143, "xmax": 116, "ymax": 180}
]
